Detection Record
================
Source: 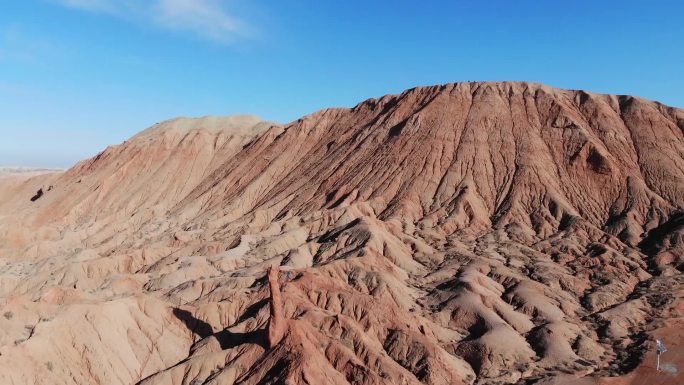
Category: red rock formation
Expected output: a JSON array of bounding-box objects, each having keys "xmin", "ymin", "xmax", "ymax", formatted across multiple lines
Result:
[
  {"xmin": 267, "ymin": 265, "xmax": 287, "ymax": 347},
  {"xmin": 0, "ymin": 82, "xmax": 681, "ymax": 385}
]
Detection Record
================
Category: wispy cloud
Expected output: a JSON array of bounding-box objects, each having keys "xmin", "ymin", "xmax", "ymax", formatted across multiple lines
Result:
[{"xmin": 54, "ymin": 0, "xmax": 251, "ymax": 43}]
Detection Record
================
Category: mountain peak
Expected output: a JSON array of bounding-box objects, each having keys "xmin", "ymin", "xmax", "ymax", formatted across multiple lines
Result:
[{"xmin": 132, "ymin": 114, "xmax": 270, "ymax": 140}]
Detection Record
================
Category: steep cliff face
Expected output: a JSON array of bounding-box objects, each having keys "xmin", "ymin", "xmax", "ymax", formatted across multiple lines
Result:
[{"xmin": 0, "ymin": 83, "xmax": 681, "ymax": 385}]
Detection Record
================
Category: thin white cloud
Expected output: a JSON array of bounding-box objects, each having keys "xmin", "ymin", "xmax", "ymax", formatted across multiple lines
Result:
[
  {"xmin": 154, "ymin": 0, "xmax": 249, "ymax": 43},
  {"xmin": 54, "ymin": 0, "xmax": 251, "ymax": 43}
]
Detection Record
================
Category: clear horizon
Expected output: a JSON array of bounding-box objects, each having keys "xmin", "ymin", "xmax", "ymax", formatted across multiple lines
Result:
[{"xmin": 1, "ymin": 0, "xmax": 683, "ymax": 168}]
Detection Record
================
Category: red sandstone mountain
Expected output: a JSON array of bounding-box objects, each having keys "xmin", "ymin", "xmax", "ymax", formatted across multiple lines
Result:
[{"xmin": 0, "ymin": 82, "xmax": 681, "ymax": 385}]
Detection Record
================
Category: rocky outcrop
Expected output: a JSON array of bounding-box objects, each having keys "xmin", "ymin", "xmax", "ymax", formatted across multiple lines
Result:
[{"xmin": 267, "ymin": 266, "xmax": 287, "ymax": 348}]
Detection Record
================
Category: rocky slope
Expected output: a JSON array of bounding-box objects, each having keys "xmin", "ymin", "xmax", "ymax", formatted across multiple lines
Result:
[{"xmin": 0, "ymin": 82, "xmax": 681, "ymax": 385}]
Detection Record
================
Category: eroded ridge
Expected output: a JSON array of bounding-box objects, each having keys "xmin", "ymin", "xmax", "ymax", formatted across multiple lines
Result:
[{"xmin": 267, "ymin": 266, "xmax": 287, "ymax": 348}]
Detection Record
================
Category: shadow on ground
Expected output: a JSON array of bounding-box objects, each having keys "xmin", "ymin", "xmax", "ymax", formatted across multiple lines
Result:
[{"xmin": 173, "ymin": 308, "xmax": 267, "ymax": 350}]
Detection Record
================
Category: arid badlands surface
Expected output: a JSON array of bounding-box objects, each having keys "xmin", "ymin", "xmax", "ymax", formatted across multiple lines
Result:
[{"xmin": 0, "ymin": 82, "xmax": 682, "ymax": 385}]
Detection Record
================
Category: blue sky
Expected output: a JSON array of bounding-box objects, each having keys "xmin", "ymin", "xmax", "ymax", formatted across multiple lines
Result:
[{"xmin": 1, "ymin": 1, "xmax": 682, "ymax": 167}]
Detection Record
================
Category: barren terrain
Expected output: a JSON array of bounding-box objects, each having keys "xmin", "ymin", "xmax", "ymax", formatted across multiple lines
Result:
[{"xmin": 0, "ymin": 82, "xmax": 681, "ymax": 385}]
